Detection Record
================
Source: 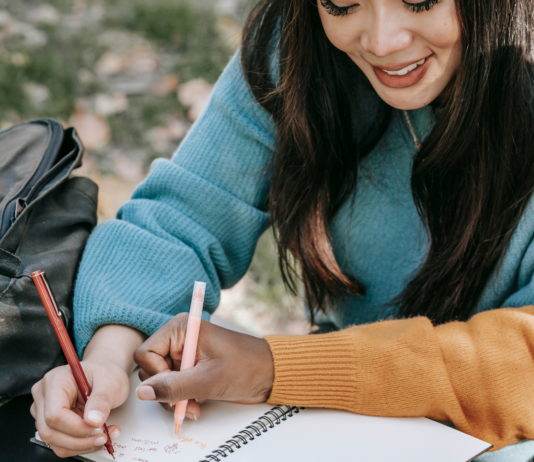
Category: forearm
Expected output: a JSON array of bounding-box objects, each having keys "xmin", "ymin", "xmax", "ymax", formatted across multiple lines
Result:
[
  {"xmin": 265, "ymin": 306, "xmax": 534, "ymax": 450},
  {"xmin": 83, "ymin": 325, "xmax": 147, "ymax": 373}
]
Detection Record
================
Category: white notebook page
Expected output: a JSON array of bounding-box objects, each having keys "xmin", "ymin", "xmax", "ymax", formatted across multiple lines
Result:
[
  {"xmin": 230, "ymin": 408, "xmax": 492, "ymax": 462},
  {"xmin": 80, "ymin": 372, "xmax": 273, "ymax": 462}
]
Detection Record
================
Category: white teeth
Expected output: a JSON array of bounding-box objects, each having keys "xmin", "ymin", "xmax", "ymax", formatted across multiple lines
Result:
[{"xmin": 381, "ymin": 58, "xmax": 426, "ymax": 76}]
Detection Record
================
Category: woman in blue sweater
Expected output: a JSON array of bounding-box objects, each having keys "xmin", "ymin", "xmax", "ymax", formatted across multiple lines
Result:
[{"xmin": 31, "ymin": 0, "xmax": 534, "ymax": 460}]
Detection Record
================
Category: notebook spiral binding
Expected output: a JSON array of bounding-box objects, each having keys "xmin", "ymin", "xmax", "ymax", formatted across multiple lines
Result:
[{"xmin": 199, "ymin": 405, "xmax": 304, "ymax": 462}]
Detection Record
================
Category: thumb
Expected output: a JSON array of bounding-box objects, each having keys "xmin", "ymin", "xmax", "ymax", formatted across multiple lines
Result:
[
  {"xmin": 84, "ymin": 382, "xmax": 114, "ymax": 428},
  {"xmin": 137, "ymin": 367, "xmax": 213, "ymax": 403}
]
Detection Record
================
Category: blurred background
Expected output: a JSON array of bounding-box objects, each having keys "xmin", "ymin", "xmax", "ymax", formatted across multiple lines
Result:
[{"xmin": 0, "ymin": 0, "xmax": 307, "ymax": 336}]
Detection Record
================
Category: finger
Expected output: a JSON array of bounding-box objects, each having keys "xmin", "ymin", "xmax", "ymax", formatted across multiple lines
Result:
[
  {"xmin": 134, "ymin": 313, "xmax": 188, "ymax": 376},
  {"xmin": 83, "ymin": 371, "xmax": 126, "ymax": 429},
  {"xmin": 137, "ymin": 366, "xmax": 215, "ymax": 403},
  {"xmin": 158, "ymin": 402, "xmax": 175, "ymax": 412},
  {"xmin": 139, "ymin": 368, "xmax": 150, "ymax": 382},
  {"xmin": 36, "ymin": 390, "xmax": 121, "ymax": 453},
  {"xmin": 39, "ymin": 368, "xmax": 100, "ymax": 437},
  {"xmin": 45, "ymin": 426, "xmax": 121, "ymax": 458},
  {"xmin": 185, "ymin": 399, "xmax": 200, "ymax": 420}
]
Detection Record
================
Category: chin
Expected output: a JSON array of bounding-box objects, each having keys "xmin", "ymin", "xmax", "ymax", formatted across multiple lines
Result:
[{"xmin": 373, "ymin": 85, "xmax": 439, "ymax": 111}]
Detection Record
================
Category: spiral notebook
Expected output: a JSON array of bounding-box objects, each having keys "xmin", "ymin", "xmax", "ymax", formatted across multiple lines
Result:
[
  {"xmin": 30, "ymin": 316, "xmax": 492, "ymax": 462},
  {"xmin": 33, "ymin": 370, "xmax": 491, "ymax": 462}
]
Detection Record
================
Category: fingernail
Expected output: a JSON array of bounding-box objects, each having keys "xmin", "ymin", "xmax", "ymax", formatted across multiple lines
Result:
[
  {"xmin": 110, "ymin": 429, "xmax": 121, "ymax": 440},
  {"xmin": 94, "ymin": 436, "xmax": 107, "ymax": 446},
  {"xmin": 137, "ymin": 385, "xmax": 156, "ymax": 400},
  {"xmin": 90, "ymin": 427, "xmax": 103, "ymax": 436},
  {"xmin": 193, "ymin": 414, "xmax": 198, "ymax": 421},
  {"xmin": 195, "ymin": 398, "xmax": 200, "ymax": 403},
  {"xmin": 87, "ymin": 410, "xmax": 105, "ymax": 425}
]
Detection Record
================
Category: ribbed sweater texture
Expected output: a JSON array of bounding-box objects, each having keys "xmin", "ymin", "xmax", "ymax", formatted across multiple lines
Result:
[{"xmin": 74, "ymin": 51, "xmax": 534, "ymax": 459}]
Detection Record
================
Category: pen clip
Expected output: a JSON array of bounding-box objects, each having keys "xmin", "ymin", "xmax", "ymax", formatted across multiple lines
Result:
[{"xmin": 40, "ymin": 272, "xmax": 62, "ymax": 317}]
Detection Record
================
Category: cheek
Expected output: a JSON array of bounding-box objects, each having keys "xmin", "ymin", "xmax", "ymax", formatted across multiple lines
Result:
[
  {"xmin": 424, "ymin": 6, "xmax": 461, "ymax": 53},
  {"xmin": 317, "ymin": 9, "xmax": 357, "ymax": 53}
]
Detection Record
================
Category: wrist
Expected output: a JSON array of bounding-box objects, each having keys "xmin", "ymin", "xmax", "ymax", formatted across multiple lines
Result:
[
  {"xmin": 256, "ymin": 338, "xmax": 275, "ymax": 398},
  {"xmin": 83, "ymin": 324, "xmax": 147, "ymax": 373}
]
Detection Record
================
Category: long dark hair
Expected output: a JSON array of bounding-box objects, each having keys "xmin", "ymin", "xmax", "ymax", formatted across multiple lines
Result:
[{"xmin": 241, "ymin": 0, "xmax": 534, "ymax": 325}]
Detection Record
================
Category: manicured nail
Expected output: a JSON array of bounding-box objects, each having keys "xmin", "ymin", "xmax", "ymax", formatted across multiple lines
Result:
[
  {"xmin": 110, "ymin": 429, "xmax": 121, "ymax": 440},
  {"xmin": 137, "ymin": 385, "xmax": 156, "ymax": 400},
  {"xmin": 87, "ymin": 410, "xmax": 105, "ymax": 425},
  {"xmin": 94, "ymin": 436, "xmax": 107, "ymax": 446},
  {"xmin": 90, "ymin": 427, "xmax": 103, "ymax": 436}
]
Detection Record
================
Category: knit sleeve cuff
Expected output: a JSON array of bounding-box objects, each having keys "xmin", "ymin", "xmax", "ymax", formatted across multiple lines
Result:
[
  {"xmin": 264, "ymin": 317, "xmax": 455, "ymax": 420},
  {"xmin": 264, "ymin": 331, "xmax": 358, "ymax": 409}
]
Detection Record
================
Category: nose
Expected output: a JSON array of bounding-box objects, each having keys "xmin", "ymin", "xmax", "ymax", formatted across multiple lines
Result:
[{"xmin": 360, "ymin": 6, "xmax": 413, "ymax": 58}]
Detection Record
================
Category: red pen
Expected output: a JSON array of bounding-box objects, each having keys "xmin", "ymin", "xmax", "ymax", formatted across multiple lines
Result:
[{"xmin": 31, "ymin": 270, "xmax": 115, "ymax": 459}]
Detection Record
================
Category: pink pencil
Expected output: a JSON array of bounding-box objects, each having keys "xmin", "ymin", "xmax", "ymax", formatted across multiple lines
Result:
[{"xmin": 175, "ymin": 281, "xmax": 206, "ymax": 435}]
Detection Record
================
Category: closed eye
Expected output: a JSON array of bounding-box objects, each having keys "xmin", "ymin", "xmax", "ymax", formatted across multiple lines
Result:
[
  {"xmin": 320, "ymin": 0, "xmax": 359, "ymax": 17},
  {"xmin": 403, "ymin": 0, "xmax": 440, "ymax": 13}
]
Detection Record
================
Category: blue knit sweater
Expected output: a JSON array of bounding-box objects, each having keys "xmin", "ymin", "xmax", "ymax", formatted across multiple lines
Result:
[
  {"xmin": 73, "ymin": 49, "xmax": 534, "ymax": 462},
  {"xmin": 74, "ymin": 50, "xmax": 534, "ymax": 354}
]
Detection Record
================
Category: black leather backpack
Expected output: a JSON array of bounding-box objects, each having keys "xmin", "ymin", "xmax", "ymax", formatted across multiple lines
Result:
[{"xmin": 0, "ymin": 119, "xmax": 98, "ymax": 399}]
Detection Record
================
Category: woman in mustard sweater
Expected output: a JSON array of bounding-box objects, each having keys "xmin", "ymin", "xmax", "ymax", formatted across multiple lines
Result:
[{"xmin": 31, "ymin": 0, "xmax": 534, "ymax": 460}]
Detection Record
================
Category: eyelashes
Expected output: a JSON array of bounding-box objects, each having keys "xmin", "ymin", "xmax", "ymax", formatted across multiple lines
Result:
[
  {"xmin": 319, "ymin": 0, "xmax": 440, "ymax": 17},
  {"xmin": 319, "ymin": 0, "xmax": 358, "ymax": 17},
  {"xmin": 403, "ymin": 0, "xmax": 440, "ymax": 13}
]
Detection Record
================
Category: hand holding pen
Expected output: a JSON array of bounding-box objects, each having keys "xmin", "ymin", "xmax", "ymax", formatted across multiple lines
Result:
[
  {"xmin": 134, "ymin": 296, "xmax": 275, "ymax": 420},
  {"xmin": 30, "ymin": 271, "xmax": 128, "ymax": 459}
]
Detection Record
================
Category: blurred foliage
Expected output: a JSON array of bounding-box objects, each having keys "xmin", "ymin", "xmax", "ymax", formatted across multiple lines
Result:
[
  {"xmin": 0, "ymin": 0, "xmax": 303, "ymax": 327},
  {"xmin": 249, "ymin": 230, "xmax": 301, "ymax": 312},
  {"xmin": 105, "ymin": 0, "xmax": 233, "ymax": 83},
  {"xmin": 0, "ymin": 23, "xmax": 104, "ymax": 122}
]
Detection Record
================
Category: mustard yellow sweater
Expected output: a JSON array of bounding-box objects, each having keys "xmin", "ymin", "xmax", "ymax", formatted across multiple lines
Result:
[{"xmin": 266, "ymin": 306, "xmax": 534, "ymax": 451}]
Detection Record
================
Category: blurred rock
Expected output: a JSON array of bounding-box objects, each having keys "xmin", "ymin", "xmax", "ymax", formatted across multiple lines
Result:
[
  {"xmin": 178, "ymin": 79, "xmax": 214, "ymax": 122},
  {"xmin": 127, "ymin": 44, "xmax": 159, "ymax": 74},
  {"xmin": 112, "ymin": 151, "xmax": 144, "ymax": 182},
  {"xmin": 10, "ymin": 52, "xmax": 30, "ymax": 67},
  {"xmin": 213, "ymin": 0, "xmax": 241, "ymax": 15},
  {"xmin": 146, "ymin": 126, "xmax": 172, "ymax": 153},
  {"xmin": 23, "ymin": 82, "xmax": 50, "ymax": 109},
  {"xmin": 96, "ymin": 45, "xmax": 159, "ymax": 77},
  {"xmin": 0, "ymin": 18, "xmax": 48, "ymax": 47},
  {"xmin": 27, "ymin": 4, "xmax": 60, "ymax": 26},
  {"xmin": 95, "ymin": 92, "xmax": 128, "ymax": 116},
  {"xmin": 70, "ymin": 109, "xmax": 111, "ymax": 151},
  {"xmin": 64, "ymin": 3, "xmax": 104, "ymax": 29},
  {"xmin": 96, "ymin": 52, "xmax": 126, "ymax": 77},
  {"xmin": 0, "ymin": 10, "xmax": 12, "ymax": 28},
  {"xmin": 166, "ymin": 117, "xmax": 188, "ymax": 140},
  {"xmin": 153, "ymin": 74, "xmax": 179, "ymax": 96},
  {"xmin": 77, "ymin": 69, "xmax": 96, "ymax": 85},
  {"xmin": 146, "ymin": 117, "xmax": 189, "ymax": 153}
]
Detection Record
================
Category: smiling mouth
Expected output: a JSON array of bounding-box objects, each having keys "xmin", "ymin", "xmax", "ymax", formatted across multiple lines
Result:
[
  {"xmin": 380, "ymin": 58, "xmax": 427, "ymax": 76},
  {"xmin": 372, "ymin": 55, "xmax": 433, "ymax": 89}
]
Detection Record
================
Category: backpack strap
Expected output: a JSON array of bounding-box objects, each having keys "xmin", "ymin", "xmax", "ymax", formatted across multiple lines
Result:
[{"xmin": 0, "ymin": 248, "xmax": 21, "ymax": 278}]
